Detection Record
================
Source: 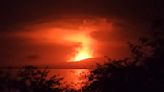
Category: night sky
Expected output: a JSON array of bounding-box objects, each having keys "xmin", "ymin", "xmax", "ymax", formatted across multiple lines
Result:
[{"xmin": 0, "ymin": 0, "xmax": 164, "ymax": 66}]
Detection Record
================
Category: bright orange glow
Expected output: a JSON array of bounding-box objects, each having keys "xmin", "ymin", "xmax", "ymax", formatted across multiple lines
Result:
[
  {"xmin": 69, "ymin": 33, "xmax": 94, "ymax": 62},
  {"xmin": 71, "ymin": 45, "xmax": 93, "ymax": 61},
  {"xmin": 15, "ymin": 17, "xmax": 113, "ymax": 62},
  {"xmin": 73, "ymin": 50, "xmax": 92, "ymax": 61}
]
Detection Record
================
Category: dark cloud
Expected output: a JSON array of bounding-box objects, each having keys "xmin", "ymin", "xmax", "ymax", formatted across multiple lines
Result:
[
  {"xmin": 1, "ymin": 0, "xmax": 163, "ymax": 32},
  {"xmin": 26, "ymin": 54, "xmax": 40, "ymax": 60}
]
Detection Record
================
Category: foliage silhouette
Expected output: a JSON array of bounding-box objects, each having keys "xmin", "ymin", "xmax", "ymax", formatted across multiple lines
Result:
[
  {"xmin": 82, "ymin": 18, "xmax": 164, "ymax": 92},
  {"xmin": 0, "ymin": 66, "xmax": 63, "ymax": 92}
]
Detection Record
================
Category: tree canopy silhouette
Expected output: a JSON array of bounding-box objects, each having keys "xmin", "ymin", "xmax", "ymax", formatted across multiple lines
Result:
[
  {"xmin": 82, "ymin": 18, "xmax": 164, "ymax": 92},
  {"xmin": 0, "ymin": 66, "xmax": 63, "ymax": 92}
]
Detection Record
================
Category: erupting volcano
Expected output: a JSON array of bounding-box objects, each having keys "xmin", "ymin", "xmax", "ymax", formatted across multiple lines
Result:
[
  {"xmin": 68, "ymin": 31, "xmax": 94, "ymax": 62},
  {"xmin": 13, "ymin": 18, "xmax": 113, "ymax": 64},
  {"xmin": 70, "ymin": 40, "xmax": 93, "ymax": 61},
  {"xmin": 73, "ymin": 46, "xmax": 93, "ymax": 61}
]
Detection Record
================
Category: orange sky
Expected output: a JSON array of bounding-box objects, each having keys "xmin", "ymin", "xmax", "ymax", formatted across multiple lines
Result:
[
  {"xmin": 0, "ymin": 17, "xmax": 139, "ymax": 66},
  {"xmin": 0, "ymin": 0, "xmax": 163, "ymax": 68},
  {"xmin": 14, "ymin": 18, "xmax": 115, "ymax": 62}
]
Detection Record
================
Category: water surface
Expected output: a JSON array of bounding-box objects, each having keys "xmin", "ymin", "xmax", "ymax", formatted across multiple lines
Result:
[{"xmin": 49, "ymin": 69, "xmax": 90, "ymax": 89}]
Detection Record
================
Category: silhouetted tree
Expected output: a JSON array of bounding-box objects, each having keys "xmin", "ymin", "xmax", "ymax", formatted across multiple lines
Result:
[
  {"xmin": 0, "ymin": 66, "xmax": 63, "ymax": 92},
  {"xmin": 82, "ymin": 18, "xmax": 164, "ymax": 92},
  {"xmin": 18, "ymin": 66, "xmax": 63, "ymax": 92}
]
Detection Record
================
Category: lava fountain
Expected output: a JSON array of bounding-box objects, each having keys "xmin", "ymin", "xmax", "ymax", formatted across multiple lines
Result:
[
  {"xmin": 73, "ymin": 45, "xmax": 92, "ymax": 61},
  {"xmin": 68, "ymin": 32, "xmax": 94, "ymax": 62}
]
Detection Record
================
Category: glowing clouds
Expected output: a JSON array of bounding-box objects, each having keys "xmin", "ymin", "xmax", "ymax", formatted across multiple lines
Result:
[
  {"xmin": 72, "ymin": 46, "xmax": 93, "ymax": 61},
  {"xmin": 68, "ymin": 34, "xmax": 94, "ymax": 61},
  {"xmin": 13, "ymin": 17, "xmax": 113, "ymax": 62}
]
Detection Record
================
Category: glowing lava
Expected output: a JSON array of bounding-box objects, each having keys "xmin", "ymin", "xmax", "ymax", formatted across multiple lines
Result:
[
  {"xmin": 69, "ymin": 33, "xmax": 94, "ymax": 62},
  {"xmin": 72, "ymin": 45, "xmax": 93, "ymax": 61}
]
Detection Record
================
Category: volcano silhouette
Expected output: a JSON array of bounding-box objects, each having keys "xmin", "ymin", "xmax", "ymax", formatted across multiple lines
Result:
[{"xmin": 56, "ymin": 57, "xmax": 108, "ymax": 69}]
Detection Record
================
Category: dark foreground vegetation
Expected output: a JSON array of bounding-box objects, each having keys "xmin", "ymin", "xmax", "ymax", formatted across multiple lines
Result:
[
  {"xmin": 0, "ymin": 19, "xmax": 164, "ymax": 92},
  {"xmin": 81, "ymin": 19, "xmax": 164, "ymax": 92}
]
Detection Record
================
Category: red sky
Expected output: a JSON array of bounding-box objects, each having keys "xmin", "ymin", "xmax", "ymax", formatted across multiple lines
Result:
[
  {"xmin": 0, "ymin": 17, "xmax": 144, "ymax": 66},
  {"xmin": 0, "ymin": 0, "xmax": 163, "ymax": 66}
]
